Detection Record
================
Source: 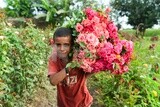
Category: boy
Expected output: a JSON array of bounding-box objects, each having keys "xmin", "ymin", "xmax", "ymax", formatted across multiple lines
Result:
[{"xmin": 48, "ymin": 27, "xmax": 93, "ymax": 107}]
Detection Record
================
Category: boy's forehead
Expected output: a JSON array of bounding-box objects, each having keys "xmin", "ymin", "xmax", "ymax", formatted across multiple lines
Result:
[
  {"xmin": 55, "ymin": 35, "xmax": 71, "ymax": 38},
  {"xmin": 55, "ymin": 36, "xmax": 71, "ymax": 42},
  {"xmin": 55, "ymin": 35, "xmax": 71, "ymax": 39}
]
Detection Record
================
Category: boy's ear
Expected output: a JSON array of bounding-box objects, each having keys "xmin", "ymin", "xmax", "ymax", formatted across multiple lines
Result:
[{"xmin": 49, "ymin": 38, "xmax": 54, "ymax": 46}]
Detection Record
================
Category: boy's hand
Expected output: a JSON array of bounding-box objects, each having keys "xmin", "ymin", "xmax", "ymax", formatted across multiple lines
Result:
[
  {"xmin": 72, "ymin": 50, "xmax": 78, "ymax": 61},
  {"xmin": 50, "ymin": 44, "xmax": 57, "ymax": 62}
]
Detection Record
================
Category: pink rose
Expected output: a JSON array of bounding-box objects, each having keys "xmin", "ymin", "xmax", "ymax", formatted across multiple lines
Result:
[
  {"xmin": 105, "ymin": 8, "xmax": 111, "ymax": 13},
  {"xmin": 84, "ymin": 8, "xmax": 97, "ymax": 20},
  {"xmin": 92, "ymin": 59, "xmax": 104, "ymax": 72},
  {"xmin": 107, "ymin": 22, "xmax": 117, "ymax": 33},
  {"xmin": 77, "ymin": 33, "xmax": 86, "ymax": 43},
  {"xmin": 91, "ymin": 16, "xmax": 100, "ymax": 23},
  {"xmin": 114, "ymin": 42, "xmax": 123, "ymax": 54},
  {"xmin": 104, "ymin": 30, "xmax": 109, "ymax": 39},
  {"xmin": 80, "ymin": 59, "xmax": 94, "ymax": 72},
  {"xmin": 82, "ymin": 18, "xmax": 92, "ymax": 27},
  {"xmin": 107, "ymin": 54, "xmax": 116, "ymax": 63},
  {"xmin": 85, "ymin": 33, "xmax": 99, "ymax": 47},
  {"xmin": 97, "ymin": 42, "xmax": 114, "ymax": 60},
  {"xmin": 77, "ymin": 50, "xmax": 85, "ymax": 58},
  {"xmin": 122, "ymin": 65, "xmax": 128, "ymax": 72},
  {"xmin": 125, "ymin": 41, "xmax": 134, "ymax": 52},
  {"xmin": 93, "ymin": 23, "xmax": 104, "ymax": 38},
  {"xmin": 76, "ymin": 23, "xmax": 83, "ymax": 32}
]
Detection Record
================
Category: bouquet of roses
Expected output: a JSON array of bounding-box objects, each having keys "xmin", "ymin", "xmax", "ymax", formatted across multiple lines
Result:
[{"xmin": 67, "ymin": 8, "xmax": 133, "ymax": 74}]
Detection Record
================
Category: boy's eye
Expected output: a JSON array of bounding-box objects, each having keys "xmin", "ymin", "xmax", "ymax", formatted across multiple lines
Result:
[
  {"xmin": 56, "ymin": 43, "xmax": 70, "ymax": 47},
  {"xmin": 64, "ymin": 43, "xmax": 70, "ymax": 47},
  {"xmin": 56, "ymin": 43, "xmax": 61, "ymax": 46}
]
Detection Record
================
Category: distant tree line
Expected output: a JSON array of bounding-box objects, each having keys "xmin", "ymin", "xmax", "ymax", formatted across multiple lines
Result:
[{"xmin": 111, "ymin": 0, "xmax": 160, "ymax": 30}]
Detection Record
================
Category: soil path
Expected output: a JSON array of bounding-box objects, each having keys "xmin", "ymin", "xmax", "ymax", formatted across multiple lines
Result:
[{"xmin": 26, "ymin": 77, "xmax": 57, "ymax": 107}]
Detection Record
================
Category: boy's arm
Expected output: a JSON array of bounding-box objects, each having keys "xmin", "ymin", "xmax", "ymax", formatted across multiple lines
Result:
[
  {"xmin": 49, "ymin": 68, "xmax": 68, "ymax": 85},
  {"xmin": 48, "ymin": 51, "xmax": 69, "ymax": 85}
]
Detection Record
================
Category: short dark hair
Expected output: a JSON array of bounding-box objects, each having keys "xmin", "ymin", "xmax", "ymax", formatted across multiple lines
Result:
[{"xmin": 53, "ymin": 27, "xmax": 72, "ymax": 39}]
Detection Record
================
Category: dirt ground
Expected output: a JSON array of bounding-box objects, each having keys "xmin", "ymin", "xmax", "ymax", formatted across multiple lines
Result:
[{"xmin": 26, "ymin": 77, "xmax": 57, "ymax": 107}]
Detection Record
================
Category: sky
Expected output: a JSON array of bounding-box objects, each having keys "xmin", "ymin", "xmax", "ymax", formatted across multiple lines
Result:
[
  {"xmin": 0, "ymin": 0, "xmax": 6, "ymax": 8},
  {"xmin": 97, "ymin": 0, "xmax": 110, "ymax": 6}
]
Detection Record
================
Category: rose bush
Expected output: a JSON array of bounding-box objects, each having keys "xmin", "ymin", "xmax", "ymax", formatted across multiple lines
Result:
[{"xmin": 67, "ymin": 8, "xmax": 133, "ymax": 74}]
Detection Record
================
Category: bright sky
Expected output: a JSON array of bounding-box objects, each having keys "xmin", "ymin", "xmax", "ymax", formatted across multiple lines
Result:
[
  {"xmin": 97, "ymin": 0, "xmax": 110, "ymax": 6},
  {"xmin": 0, "ymin": 0, "xmax": 6, "ymax": 8}
]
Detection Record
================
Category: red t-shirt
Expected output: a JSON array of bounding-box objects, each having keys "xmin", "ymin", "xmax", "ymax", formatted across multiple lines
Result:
[{"xmin": 48, "ymin": 57, "xmax": 93, "ymax": 107}]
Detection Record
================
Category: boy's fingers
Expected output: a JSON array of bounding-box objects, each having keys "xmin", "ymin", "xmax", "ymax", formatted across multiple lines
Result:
[
  {"xmin": 51, "ymin": 44, "xmax": 57, "ymax": 61},
  {"xmin": 72, "ymin": 50, "xmax": 78, "ymax": 60}
]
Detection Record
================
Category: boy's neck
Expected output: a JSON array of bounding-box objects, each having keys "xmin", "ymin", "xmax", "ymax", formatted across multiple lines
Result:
[{"xmin": 61, "ymin": 58, "xmax": 70, "ymax": 65}]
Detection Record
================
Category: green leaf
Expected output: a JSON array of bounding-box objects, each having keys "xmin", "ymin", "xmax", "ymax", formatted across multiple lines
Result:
[
  {"xmin": 56, "ymin": 9, "xmax": 67, "ymax": 15},
  {"xmin": 66, "ymin": 61, "xmax": 80, "ymax": 68},
  {"xmin": 79, "ymin": 42, "xmax": 86, "ymax": 48},
  {"xmin": 46, "ymin": 11, "xmax": 51, "ymax": 22}
]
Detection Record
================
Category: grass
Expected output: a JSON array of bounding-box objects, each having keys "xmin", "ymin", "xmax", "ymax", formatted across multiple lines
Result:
[
  {"xmin": 144, "ymin": 29, "xmax": 160, "ymax": 37},
  {"xmin": 122, "ymin": 28, "xmax": 160, "ymax": 37}
]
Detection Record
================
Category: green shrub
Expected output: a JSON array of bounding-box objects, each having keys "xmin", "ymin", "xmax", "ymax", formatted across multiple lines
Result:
[
  {"xmin": 5, "ymin": 0, "xmax": 34, "ymax": 18},
  {"xmin": 0, "ymin": 22, "xmax": 51, "ymax": 106}
]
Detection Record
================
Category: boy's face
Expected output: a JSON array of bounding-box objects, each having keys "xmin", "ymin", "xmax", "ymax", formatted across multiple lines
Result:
[{"xmin": 54, "ymin": 36, "xmax": 71, "ymax": 60}]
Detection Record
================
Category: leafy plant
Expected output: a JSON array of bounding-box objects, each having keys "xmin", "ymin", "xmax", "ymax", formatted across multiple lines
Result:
[
  {"xmin": 5, "ymin": 0, "xmax": 34, "ymax": 17},
  {"xmin": 0, "ymin": 20, "xmax": 51, "ymax": 106},
  {"xmin": 33, "ymin": 0, "xmax": 70, "ymax": 23},
  {"xmin": 33, "ymin": 0, "xmax": 99, "ymax": 26}
]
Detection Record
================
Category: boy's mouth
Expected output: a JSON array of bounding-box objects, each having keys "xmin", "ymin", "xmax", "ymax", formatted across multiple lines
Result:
[
  {"xmin": 60, "ymin": 52, "xmax": 67, "ymax": 54},
  {"xmin": 59, "ymin": 50, "xmax": 67, "ymax": 54}
]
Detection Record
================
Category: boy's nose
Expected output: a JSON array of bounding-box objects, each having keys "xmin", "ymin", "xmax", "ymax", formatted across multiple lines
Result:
[{"xmin": 60, "ymin": 45, "xmax": 64, "ymax": 51}]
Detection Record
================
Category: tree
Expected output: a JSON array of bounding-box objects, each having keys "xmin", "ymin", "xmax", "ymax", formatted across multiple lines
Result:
[
  {"xmin": 33, "ymin": 0, "xmax": 99, "ymax": 25},
  {"xmin": 5, "ymin": 0, "xmax": 100, "ymax": 26},
  {"xmin": 5, "ymin": 0, "xmax": 34, "ymax": 18},
  {"xmin": 111, "ymin": 0, "xmax": 160, "ymax": 29}
]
